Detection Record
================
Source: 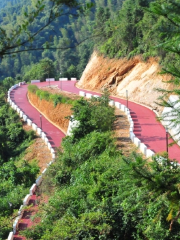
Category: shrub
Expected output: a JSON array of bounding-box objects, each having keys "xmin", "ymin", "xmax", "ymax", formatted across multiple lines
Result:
[{"xmin": 28, "ymin": 84, "xmax": 38, "ymax": 94}]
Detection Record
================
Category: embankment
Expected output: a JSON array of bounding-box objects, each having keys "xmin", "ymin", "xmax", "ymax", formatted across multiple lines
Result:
[
  {"xmin": 28, "ymin": 91, "xmax": 72, "ymax": 134},
  {"xmin": 78, "ymin": 51, "xmax": 173, "ymax": 113}
]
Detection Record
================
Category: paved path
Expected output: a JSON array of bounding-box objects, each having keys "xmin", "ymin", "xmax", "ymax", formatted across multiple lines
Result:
[
  {"xmin": 41, "ymin": 80, "xmax": 180, "ymax": 162},
  {"xmin": 11, "ymin": 84, "xmax": 65, "ymax": 148},
  {"xmin": 11, "ymin": 84, "xmax": 65, "ymax": 240},
  {"xmin": 10, "ymin": 80, "xmax": 180, "ymax": 239}
]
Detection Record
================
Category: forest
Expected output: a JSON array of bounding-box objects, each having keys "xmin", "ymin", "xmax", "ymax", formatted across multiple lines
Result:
[{"xmin": 1, "ymin": 0, "xmax": 180, "ymax": 239}]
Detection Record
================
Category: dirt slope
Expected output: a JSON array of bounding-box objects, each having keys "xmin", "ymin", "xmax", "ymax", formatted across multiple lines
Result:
[
  {"xmin": 78, "ymin": 51, "xmax": 173, "ymax": 113},
  {"xmin": 28, "ymin": 91, "xmax": 72, "ymax": 134}
]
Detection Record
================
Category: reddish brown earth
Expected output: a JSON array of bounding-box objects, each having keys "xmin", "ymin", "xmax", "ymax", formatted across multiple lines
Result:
[
  {"xmin": 78, "ymin": 51, "xmax": 174, "ymax": 113},
  {"xmin": 28, "ymin": 91, "xmax": 72, "ymax": 134}
]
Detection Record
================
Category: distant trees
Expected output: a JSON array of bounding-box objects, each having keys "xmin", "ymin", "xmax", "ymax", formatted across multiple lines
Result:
[
  {"xmin": 0, "ymin": 0, "xmax": 90, "ymax": 58},
  {"xmin": 23, "ymin": 58, "xmax": 56, "ymax": 82},
  {"xmin": 0, "ymin": 0, "xmax": 123, "ymax": 80}
]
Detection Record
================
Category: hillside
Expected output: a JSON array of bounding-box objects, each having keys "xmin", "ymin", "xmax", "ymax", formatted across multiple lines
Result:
[{"xmin": 78, "ymin": 51, "xmax": 173, "ymax": 113}]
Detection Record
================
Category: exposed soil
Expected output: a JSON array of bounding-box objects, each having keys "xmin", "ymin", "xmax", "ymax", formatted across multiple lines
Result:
[
  {"xmin": 113, "ymin": 108, "xmax": 139, "ymax": 156},
  {"xmin": 22, "ymin": 123, "xmax": 52, "ymax": 172},
  {"xmin": 28, "ymin": 88, "xmax": 73, "ymax": 134},
  {"xmin": 78, "ymin": 51, "xmax": 175, "ymax": 113}
]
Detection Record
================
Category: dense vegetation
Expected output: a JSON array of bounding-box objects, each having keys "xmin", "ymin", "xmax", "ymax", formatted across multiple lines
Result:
[
  {"xmin": 0, "ymin": 81, "xmax": 39, "ymax": 240},
  {"xmin": 0, "ymin": 0, "xmax": 124, "ymax": 81},
  {"xmin": 0, "ymin": 0, "xmax": 177, "ymax": 82},
  {"xmin": 22, "ymin": 93, "xmax": 180, "ymax": 240},
  {"xmin": 2, "ymin": 0, "xmax": 180, "ymax": 239}
]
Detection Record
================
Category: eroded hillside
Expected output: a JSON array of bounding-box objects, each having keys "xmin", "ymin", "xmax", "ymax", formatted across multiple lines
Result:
[{"xmin": 78, "ymin": 51, "xmax": 173, "ymax": 113}]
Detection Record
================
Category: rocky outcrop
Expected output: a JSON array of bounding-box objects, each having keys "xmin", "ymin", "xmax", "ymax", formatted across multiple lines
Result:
[{"xmin": 78, "ymin": 51, "xmax": 173, "ymax": 113}]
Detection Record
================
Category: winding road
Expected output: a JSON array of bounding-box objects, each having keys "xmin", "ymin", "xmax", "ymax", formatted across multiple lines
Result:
[{"xmin": 11, "ymin": 80, "xmax": 180, "ymax": 240}]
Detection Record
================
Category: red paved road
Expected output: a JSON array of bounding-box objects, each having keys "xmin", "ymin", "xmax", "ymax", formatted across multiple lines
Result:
[
  {"xmin": 9, "ymin": 80, "xmax": 180, "ymax": 239},
  {"xmin": 11, "ymin": 83, "xmax": 66, "ymax": 240},
  {"xmin": 11, "ymin": 84, "xmax": 65, "ymax": 148},
  {"xmin": 37, "ymin": 80, "xmax": 180, "ymax": 162}
]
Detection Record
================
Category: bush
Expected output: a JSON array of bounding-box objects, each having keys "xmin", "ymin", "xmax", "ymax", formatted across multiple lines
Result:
[
  {"xmin": 28, "ymin": 85, "xmax": 74, "ymax": 106},
  {"xmin": 28, "ymin": 84, "xmax": 39, "ymax": 94},
  {"xmin": 70, "ymin": 91, "xmax": 115, "ymax": 141}
]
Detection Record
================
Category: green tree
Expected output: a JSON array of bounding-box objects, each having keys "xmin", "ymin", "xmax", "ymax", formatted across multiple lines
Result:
[
  {"xmin": 70, "ymin": 91, "xmax": 115, "ymax": 141},
  {"xmin": 23, "ymin": 58, "xmax": 56, "ymax": 82}
]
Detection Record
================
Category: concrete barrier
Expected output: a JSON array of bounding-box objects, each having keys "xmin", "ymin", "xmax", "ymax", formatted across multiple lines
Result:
[
  {"xmin": 41, "ymin": 132, "xmax": 46, "ymax": 140},
  {"xmin": 47, "ymin": 142, "xmax": 51, "ymax": 150},
  {"xmin": 23, "ymin": 194, "xmax": 31, "ymax": 206},
  {"xmin": 79, "ymin": 91, "xmax": 86, "ymax": 97},
  {"xmin": 31, "ymin": 80, "xmax": 40, "ymax": 83},
  {"xmin": 23, "ymin": 114, "xmax": 27, "ymax": 122},
  {"xmin": 115, "ymin": 102, "xmax": 121, "ymax": 108},
  {"xmin": 30, "ymin": 184, "xmax": 37, "ymax": 195},
  {"xmin": 47, "ymin": 161, "xmax": 52, "ymax": 166},
  {"xmin": 36, "ymin": 175, "xmax": 42, "ymax": 186},
  {"xmin": 130, "ymin": 122, "xmax": 134, "ymax": 128},
  {"xmin": 16, "ymin": 108, "xmax": 20, "ymax": 114},
  {"xmin": 27, "ymin": 119, "xmax": 32, "ymax": 126},
  {"xmin": 59, "ymin": 78, "xmax": 68, "ymax": 81},
  {"xmin": 46, "ymin": 78, "xmax": 55, "ymax": 82},
  {"xmin": 37, "ymin": 128, "xmax": 42, "ymax": 136},
  {"xmin": 129, "ymin": 131, "xmax": 135, "ymax": 141},
  {"xmin": 7, "ymin": 232, "xmax": 14, "ymax": 240},
  {"xmin": 128, "ymin": 116, "xmax": 132, "ymax": 123},
  {"xmin": 50, "ymin": 148, "xmax": 55, "ymax": 154},
  {"xmin": 19, "ymin": 111, "xmax": 24, "ymax": 118},
  {"xmin": 146, "ymin": 149, "xmax": 155, "ymax": 158},
  {"xmin": 44, "ymin": 137, "xmax": 49, "ymax": 145},
  {"xmin": 121, "ymin": 104, "xmax": 126, "ymax": 111},
  {"xmin": 162, "ymin": 95, "xmax": 180, "ymax": 146},
  {"xmin": 71, "ymin": 78, "xmax": 77, "ymax": 81},
  {"xmin": 13, "ymin": 216, "xmax": 21, "ymax": 234},
  {"xmin": 18, "ymin": 205, "xmax": 24, "ymax": 217},
  {"xmin": 109, "ymin": 100, "xmax": 115, "ymax": 106},
  {"xmin": 32, "ymin": 123, "xmax": 37, "ymax": 131},
  {"xmin": 86, "ymin": 93, "xmax": 92, "ymax": 98},
  {"xmin": 140, "ymin": 143, "xmax": 147, "ymax": 155},
  {"xmin": 133, "ymin": 137, "xmax": 141, "ymax": 147},
  {"xmin": 94, "ymin": 95, "xmax": 100, "ymax": 98},
  {"xmin": 42, "ymin": 168, "xmax": 47, "ymax": 174},
  {"xmin": 13, "ymin": 105, "xmax": 17, "ymax": 111}
]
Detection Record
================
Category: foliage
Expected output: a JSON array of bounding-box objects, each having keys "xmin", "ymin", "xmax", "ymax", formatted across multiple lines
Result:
[
  {"xmin": 116, "ymin": 152, "xmax": 180, "ymax": 239},
  {"xmin": 146, "ymin": 1, "xmax": 180, "ymax": 142},
  {"xmin": 0, "ymin": 0, "xmax": 122, "ymax": 80},
  {"xmin": 23, "ymin": 58, "xmax": 56, "ymax": 82},
  {"xmin": 0, "ymin": 88, "xmax": 39, "ymax": 239},
  {"xmin": 69, "ymin": 90, "xmax": 115, "ymax": 141},
  {"xmin": 28, "ymin": 84, "xmax": 74, "ymax": 106},
  {"xmin": 23, "ymin": 92, "xmax": 180, "ymax": 239}
]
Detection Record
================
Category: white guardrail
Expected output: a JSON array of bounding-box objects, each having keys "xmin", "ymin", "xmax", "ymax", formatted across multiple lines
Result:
[
  {"xmin": 6, "ymin": 85, "xmax": 177, "ymax": 239},
  {"xmin": 7, "ymin": 82, "xmax": 56, "ymax": 239},
  {"xmin": 78, "ymin": 91, "xmax": 155, "ymax": 158},
  {"xmin": 162, "ymin": 95, "xmax": 180, "ymax": 147}
]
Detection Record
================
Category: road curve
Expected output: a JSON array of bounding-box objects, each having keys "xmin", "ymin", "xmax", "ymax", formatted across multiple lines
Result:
[
  {"xmin": 10, "ymin": 80, "xmax": 180, "ymax": 240},
  {"xmin": 36, "ymin": 80, "xmax": 180, "ymax": 162}
]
